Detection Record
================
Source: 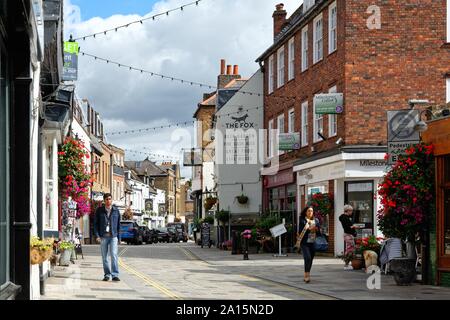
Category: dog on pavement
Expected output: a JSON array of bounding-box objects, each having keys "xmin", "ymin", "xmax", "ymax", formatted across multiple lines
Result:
[{"xmin": 363, "ymin": 250, "xmax": 378, "ymax": 273}]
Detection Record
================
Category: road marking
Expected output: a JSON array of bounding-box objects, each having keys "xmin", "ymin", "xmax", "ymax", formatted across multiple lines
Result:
[
  {"xmin": 118, "ymin": 249, "xmax": 181, "ymax": 300},
  {"xmin": 178, "ymin": 247, "xmax": 209, "ymax": 266},
  {"xmin": 239, "ymin": 274, "xmax": 337, "ymax": 300}
]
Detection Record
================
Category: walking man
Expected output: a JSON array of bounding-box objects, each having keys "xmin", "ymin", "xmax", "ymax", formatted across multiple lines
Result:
[{"xmin": 94, "ymin": 193, "xmax": 121, "ymax": 281}]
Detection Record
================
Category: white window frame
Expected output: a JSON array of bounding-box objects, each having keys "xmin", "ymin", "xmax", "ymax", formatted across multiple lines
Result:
[
  {"xmin": 313, "ymin": 13, "xmax": 323, "ymax": 64},
  {"xmin": 301, "ymin": 101, "xmax": 309, "ymax": 147},
  {"xmin": 329, "ymin": 1, "xmax": 337, "ymax": 54},
  {"xmin": 268, "ymin": 55, "xmax": 274, "ymax": 94},
  {"xmin": 313, "ymin": 95, "xmax": 324, "ymax": 143},
  {"xmin": 303, "ymin": 0, "xmax": 316, "ymax": 13},
  {"xmin": 447, "ymin": 0, "xmax": 450, "ymax": 42},
  {"xmin": 277, "ymin": 47, "xmax": 285, "ymax": 88},
  {"xmin": 301, "ymin": 26, "xmax": 309, "ymax": 71},
  {"xmin": 447, "ymin": 77, "xmax": 450, "ymax": 103},
  {"xmin": 288, "ymin": 38, "xmax": 295, "ymax": 81},
  {"xmin": 328, "ymin": 86, "xmax": 338, "ymax": 137},
  {"xmin": 268, "ymin": 119, "xmax": 274, "ymax": 158},
  {"xmin": 278, "ymin": 114, "xmax": 285, "ymax": 155},
  {"xmin": 288, "ymin": 108, "xmax": 295, "ymax": 133}
]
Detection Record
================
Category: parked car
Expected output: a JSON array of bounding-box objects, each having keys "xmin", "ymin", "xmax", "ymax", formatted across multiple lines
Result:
[
  {"xmin": 167, "ymin": 227, "xmax": 178, "ymax": 242},
  {"xmin": 120, "ymin": 221, "xmax": 144, "ymax": 245},
  {"xmin": 154, "ymin": 228, "xmax": 171, "ymax": 243},
  {"xmin": 138, "ymin": 225, "xmax": 155, "ymax": 244}
]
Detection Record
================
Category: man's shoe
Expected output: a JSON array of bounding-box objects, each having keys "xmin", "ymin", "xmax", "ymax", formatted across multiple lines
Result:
[
  {"xmin": 103, "ymin": 276, "xmax": 110, "ymax": 281},
  {"xmin": 112, "ymin": 277, "xmax": 120, "ymax": 282}
]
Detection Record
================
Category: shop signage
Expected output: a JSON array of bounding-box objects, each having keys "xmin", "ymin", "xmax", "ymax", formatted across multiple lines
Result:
[
  {"xmin": 225, "ymin": 113, "xmax": 255, "ymax": 129},
  {"xmin": 359, "ymin": 160, "xmax": 387, "ymax": 167},
  {"xmin": 266, "ymin": 169, "xmax": 294, "ymax": 188},
  {"xmin": 314, "ymin": 93, "xmax": 344, "ymax": 114},
  {"xmin": 62, "ymin": 41, "xmax": 79, "ymax": 81},
  {"xmin": 278, "ymin": 133, "xmax": 300, "ymax": 150},
  {"xmin": 270, "ymin": 223, "xmax": 287, "ymax": 238}
]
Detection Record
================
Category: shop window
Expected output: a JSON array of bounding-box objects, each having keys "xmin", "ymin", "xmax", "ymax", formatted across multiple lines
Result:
[
  {"xmin": 269, "ymin": 188, "xmax": 279, "ymax": 212},
  {"xmin": 345, "ymin": 181, "xmax": 374, "ymax": 238}
]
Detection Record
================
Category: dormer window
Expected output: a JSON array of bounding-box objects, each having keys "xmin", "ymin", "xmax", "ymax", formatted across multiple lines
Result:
[{"xmin": 303, "ymin": 0, "xmax": 316, "ymax": 13}]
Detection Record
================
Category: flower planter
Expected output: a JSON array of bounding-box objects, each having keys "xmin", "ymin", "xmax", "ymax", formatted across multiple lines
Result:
[
  {"xmin": 236, "ymin": 195, "xmax": 248, "ymax": 204},
  {"xmin": 390, "ymin": 258, "xmax": 416, "ymax": 285},
  {"xmin": 59, "ymin": 249, "xmax": 72, "ymax": 266},
  {"xmin": 204, "ymin": 198, "xmax": 217, "ymax": 210},
  {"xmin": 30, "ymin": 248, "xmax": 42, "ymax": 265},
  {"xmin": 351, "ymin": 258, "xmax": 364, "ymax": 270}
]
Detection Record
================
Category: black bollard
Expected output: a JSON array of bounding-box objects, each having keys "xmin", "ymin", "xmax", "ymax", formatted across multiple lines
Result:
[{"xmin": 243, "ymin": 237, "xmax": 249, "ymax": 260}]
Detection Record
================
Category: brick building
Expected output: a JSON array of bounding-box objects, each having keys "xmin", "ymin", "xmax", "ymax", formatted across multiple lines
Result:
[{"xmin": 257, "ymin": 1, "xmax": 450, "ymax": 256}]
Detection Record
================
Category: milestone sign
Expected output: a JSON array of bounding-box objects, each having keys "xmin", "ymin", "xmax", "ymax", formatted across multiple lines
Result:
[{"xmin": 270, "ymin": 223, "xmax": 287, "ymax": 238}]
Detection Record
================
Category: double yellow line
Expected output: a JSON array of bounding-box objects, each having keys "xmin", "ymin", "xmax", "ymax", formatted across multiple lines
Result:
[
  {"xmin": 118, "ymin": 248, "xmax": 181, "ymax": 300},
  {"xmin": 178, "ymin": 247, "xmax": 209, "ymax": 266}
]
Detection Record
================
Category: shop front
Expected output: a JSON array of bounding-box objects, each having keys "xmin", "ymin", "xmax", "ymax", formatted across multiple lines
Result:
[
  {"xmin": 294, "ymin": 147, "xmax": 388, "ymax": 256},
  {"xmin": 422, "ymin": 117, "xmax": 450, "ymax": 286},
  {"xmin": 262, "ymin": 164, "xmax": 297, "ymax": 249}
]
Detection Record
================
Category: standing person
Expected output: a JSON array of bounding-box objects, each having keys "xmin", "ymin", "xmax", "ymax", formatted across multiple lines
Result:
[
  {"xmin": 94, "ymin": 193, "xmax": 121, "ymax": 281},
  {"xmin": 298, "ymin": 206, "xmax": 321, "ymax": 283},
  {"xmin": 339, "ymin": 204, "xmax": 357, "ymax": 270}
]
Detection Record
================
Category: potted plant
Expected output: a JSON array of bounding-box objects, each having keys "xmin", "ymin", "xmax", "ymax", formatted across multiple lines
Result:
[
  {"xmin": 30, "ymin": 236, "xmax": 54, "ymax": 265},
  {"xmin": 203, "ymin": 215, "xmax": 214, "ymax": 225},
  {"xmin": 378, "ymin": 143, "xmax": 435, "ymax": 285},
  {"xmin": 236, "ymin": 194, "xmax": 249, "ymax": 205},
  {"xmin": 59, "ymin": 240, "xmax": 75, "ymax": 266},
  {"xmin": 204, "ymin": 196, "xmax": 217, "ymax": 211},
  {"xmin": 338, "ymin": 252, "xmax": 355, "ymax": 267},
  {"xmin": 357, "ymin": 235, "xmax": 384, "ymax": 256}
]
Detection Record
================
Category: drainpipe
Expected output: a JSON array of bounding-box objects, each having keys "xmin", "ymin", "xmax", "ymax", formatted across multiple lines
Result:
[{"xmin": 37, "ymin": 123, "xmax": 44, "ymax": 295}]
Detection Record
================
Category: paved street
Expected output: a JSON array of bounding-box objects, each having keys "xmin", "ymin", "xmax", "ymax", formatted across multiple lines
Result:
[{"xmin": 41, "ymin": 242, "xmax": 450, "ymax": 300}]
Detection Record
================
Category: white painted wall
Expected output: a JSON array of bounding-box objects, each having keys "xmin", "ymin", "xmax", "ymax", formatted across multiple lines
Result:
[{"xmin": 215, "ymin": 70, "xmax": 263, "ymax": 215}]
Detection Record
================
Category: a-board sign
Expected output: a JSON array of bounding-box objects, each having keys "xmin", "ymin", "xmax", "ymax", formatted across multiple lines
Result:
[
  {"xmin": 270, "ymin": 223, "xmax": 287, "ymax": 238},
  {"xmin": 201, "ymin": 223, "xmax": 211, "ymax": 248}
]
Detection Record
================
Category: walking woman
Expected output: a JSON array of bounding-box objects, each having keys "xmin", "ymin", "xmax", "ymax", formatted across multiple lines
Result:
[{"xmin": 298, "ymin": 206, "xmax": 321, "ymax": 283}]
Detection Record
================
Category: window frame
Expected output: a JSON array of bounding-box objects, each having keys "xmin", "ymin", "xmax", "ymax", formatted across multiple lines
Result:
[
  {"xmin": 288, "ymin": 37, "xmax": 295, "ymax": 81},
  {"xmin": 328, "ymin": 86, "xmax": 338, "ymax": 137},
  {"xmin": 446, "ymin": 77, "xmax": 450, "ymax": 103},
  {"xmin": 328, "ymin": 1, "xmax": 337, "ymax": 54},
  {"xmin": 277, "ymin": 47, "xmax": 285, "ymax": 88},
  {"xmin": 288, "ymin": 108, "xmax": 295, "ymax": 133},
  {"xmin": 313, "ymin": 95, "xmax": 324, "ymax": 143},
  {"xmin": 447, "ymin": 0, "xmax": 450, "ymax": 43},
  {"xmin": 301, "ymin": 101, "xmax": 309, "ymax": 147},
  {"xmin": 313, "ymin": 13, "xmax": 323, "ymax": 64},
  {"xmin": 277, "ymin": 114, "xmax": 285, "ymax": 155},
  {"xmin": 268, "ymin": 119, "xmax": 274, "ymax": 158},
  {"xmin": 268, "ymin": 55, "xmax": 274, "ymax": 94},
  {"xmin": 301, "ymin": 26, "xmax": 309, "ymax": 71}
]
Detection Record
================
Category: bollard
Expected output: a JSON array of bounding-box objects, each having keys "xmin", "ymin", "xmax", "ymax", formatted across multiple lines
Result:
[{"xmin": 242, "ymin": 229, "xmax": 252, "ymax": 260}]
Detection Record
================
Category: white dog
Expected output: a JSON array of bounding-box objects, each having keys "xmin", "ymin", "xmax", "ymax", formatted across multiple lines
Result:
[{"xmin": 363, "ymin": 250, "xmax": 378, "ymax": 273}]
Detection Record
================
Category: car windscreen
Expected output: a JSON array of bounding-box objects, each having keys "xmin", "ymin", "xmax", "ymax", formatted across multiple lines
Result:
[{"xmin": 158, "ymin": 228, "xmax": 167, "ymax": 232}]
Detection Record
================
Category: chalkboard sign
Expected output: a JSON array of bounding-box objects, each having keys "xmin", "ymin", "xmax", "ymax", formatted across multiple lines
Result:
[{"xmin": 201, "ymin": 223, "xmax": 211, "ymax": 248}]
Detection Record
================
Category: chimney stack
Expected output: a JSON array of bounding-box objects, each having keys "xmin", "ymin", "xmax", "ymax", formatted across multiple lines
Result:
[
  {"xmin": 233, "ymin": 65, "xmax": 239, "ymax": 75},
  {"xmin": 273, "ymin": 3, "xmax": 287, "ymax": 40},
  {"xmin": 220, "ymin": 59, "xmax": 226, "ymax": 75},
  {"xmin": 226, "ymin": 65, "xmax": 232, "ymax": 75}
]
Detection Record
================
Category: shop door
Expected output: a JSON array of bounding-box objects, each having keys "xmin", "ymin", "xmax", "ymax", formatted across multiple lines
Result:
[{"xmin": 345, "ymin": 181, "xmax": 374, "ymax": 238}]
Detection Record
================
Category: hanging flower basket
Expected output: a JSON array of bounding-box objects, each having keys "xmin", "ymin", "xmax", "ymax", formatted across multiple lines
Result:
[
  {"xmin": 204, "ymin": 197, "xmax": 217, "ymax": 210},
  {"xmin": 30, "ymin": 236, "xmax": 54, "ymax": 265},
  {"xmin": 236, "ymin": 194, "xmax": 249, "ymax": 205},
  {"xmin": 307, "ymin": 192, "xmax": 333, "ymax": 223}
]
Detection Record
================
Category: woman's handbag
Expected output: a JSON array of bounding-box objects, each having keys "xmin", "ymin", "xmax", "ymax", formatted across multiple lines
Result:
[
  {"xmin": 293, "ymin": 223, "xmax": 310, "ymax": 253},
  {"xmin": 314, "ymin": 235, "xmax": 329, "ymax": 252}
]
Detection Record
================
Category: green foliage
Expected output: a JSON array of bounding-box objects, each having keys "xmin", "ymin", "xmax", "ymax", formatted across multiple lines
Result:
[
  {"xmin": 256, "ymin": 214, "xmax": 280, "ymax": 231},
  {"xmin": 59, "ymin": 241, "xmax": 75, "ymax": 251},
  {"xmin": 215, "ymin": 210, "xmax": 230, "ymax": 224},
  {"xmin": 203, "ymin": 215, "xmax": 214, "ymax": 224}
]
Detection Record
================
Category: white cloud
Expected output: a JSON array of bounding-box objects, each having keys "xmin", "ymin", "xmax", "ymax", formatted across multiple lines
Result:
[{"xmin": 63, "ymin": 0, "xmax": 302, "ymax": 177}]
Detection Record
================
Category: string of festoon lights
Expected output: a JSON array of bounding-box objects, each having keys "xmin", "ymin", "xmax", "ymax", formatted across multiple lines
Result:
[
  {"xmin": 105, "ymin": 104, "xmax": 263, "ymax": 136},
  {"xmin": 73, "ymin": 0, "xmax": 205, "ymax": 41},
  {"xmin": 123, "ymin": 148, "xmax": 179, "ymax": 160},
  {"xmin": 79, "ymin": 51, "xmax": 297, "ymax": 101}
]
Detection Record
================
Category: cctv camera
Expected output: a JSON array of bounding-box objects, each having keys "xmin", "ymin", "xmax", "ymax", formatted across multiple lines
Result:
[{"xmin": 336, "ymin": 137, "xmax": 343, "ymax": 145}]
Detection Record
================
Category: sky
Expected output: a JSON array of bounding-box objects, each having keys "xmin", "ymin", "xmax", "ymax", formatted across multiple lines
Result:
[{"xmin": 63, "ymin": 0, "xmax": 302, "ymax": 178}]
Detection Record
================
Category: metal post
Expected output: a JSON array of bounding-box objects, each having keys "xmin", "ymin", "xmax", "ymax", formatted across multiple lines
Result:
[{"xmin": 228, "ymin": 206, "xmax": 231, "ymax": 241}]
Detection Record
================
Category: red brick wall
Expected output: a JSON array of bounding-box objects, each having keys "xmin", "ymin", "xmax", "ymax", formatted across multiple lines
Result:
[
  {"xmin": 263, "ymin": 0, "xmax": 450, "ymax": 160},
  {"xmin": 344, "ymin": 0, "xmax": 450, "ymax": 145}
]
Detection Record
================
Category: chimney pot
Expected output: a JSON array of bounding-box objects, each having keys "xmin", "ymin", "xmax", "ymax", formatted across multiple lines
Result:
[
  {"xmin": 226, "ymin": 65, "xmax": 232, "ymax": 75},
  {"xmin": 233, "ymin": 65, "xmax": 239, "ymax": 75},
  {"xmin": 276, "ymin": 3, "xmax": 284, "ymax": 11},
  {"xmin": 220, "ymin": 59, "xmax": 226, "ymax": 75}
]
